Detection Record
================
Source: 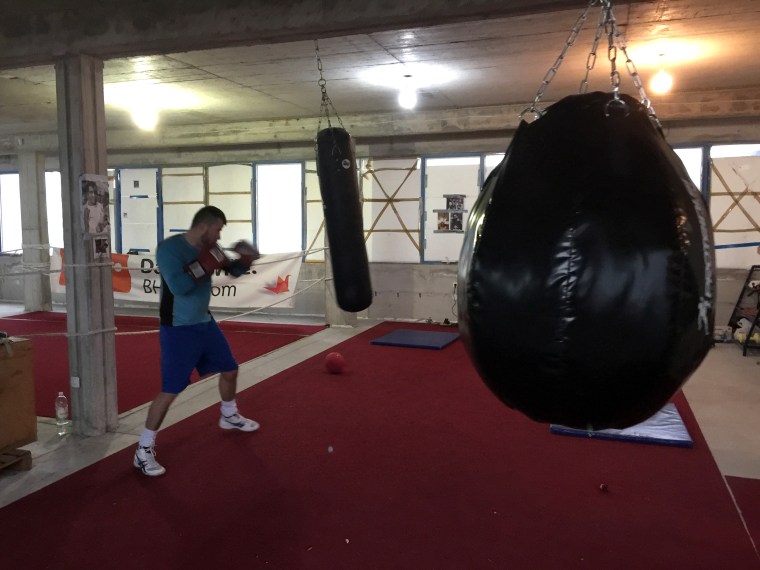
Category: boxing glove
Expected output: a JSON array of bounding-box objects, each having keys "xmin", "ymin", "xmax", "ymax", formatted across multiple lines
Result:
[
  {"xmin": 232, "ymin": 240, "xmax": 260, "ymax": 269},
  {"xmin": 184, "ymin": 244, "xmax": 230, "ymax": 281}
]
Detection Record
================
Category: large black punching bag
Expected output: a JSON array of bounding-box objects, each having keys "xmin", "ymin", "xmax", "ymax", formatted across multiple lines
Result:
[
  {"xmin": 458, "ymin": 92, "xmax": 715, "ymax": 430},
  {"xmin": 316, "ymin": 127, "xmax": 373, "ymax": 312}
]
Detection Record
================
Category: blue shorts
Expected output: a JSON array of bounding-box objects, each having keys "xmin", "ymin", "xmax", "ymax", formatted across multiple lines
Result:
[{"xmin": 159, "ymin": 320, "xmax": 238, "ymax": 394}]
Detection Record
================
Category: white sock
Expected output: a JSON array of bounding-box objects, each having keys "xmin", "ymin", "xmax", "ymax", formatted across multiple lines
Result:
[
  {"xmin": 139, "ymin": 429, "xmax": 157, "ymax": 448},
  {"xmin": 221, "ymin": 399, "xmax": 238, "ymax": 417}
]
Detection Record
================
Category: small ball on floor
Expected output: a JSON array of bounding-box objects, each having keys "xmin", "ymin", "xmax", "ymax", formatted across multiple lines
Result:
[{"xmin": 324, "ymin": 351, "xmax": 345, "ymax": 374}]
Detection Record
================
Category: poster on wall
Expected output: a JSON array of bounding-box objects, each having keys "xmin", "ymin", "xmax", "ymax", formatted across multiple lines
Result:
[
  {"xmin": 80, "ymin": 173, "xmax": 111, "ymax": 237},
  {"xmin": 434, "ymin": 194, "xmax": 467, "ymax": 233},
  {"xmin": 93, "ymin": 237, "xmax": 111, "ymax": 261}
]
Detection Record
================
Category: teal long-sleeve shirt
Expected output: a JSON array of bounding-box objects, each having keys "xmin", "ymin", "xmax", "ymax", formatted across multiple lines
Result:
[{"xmin": 156, "ymin": 234, "xmax": 245, "ymax": 326}]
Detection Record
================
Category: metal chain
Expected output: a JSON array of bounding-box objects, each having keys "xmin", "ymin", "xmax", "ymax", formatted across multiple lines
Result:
[
  {"xmin": 578, "ymin": 7, "xmax": 608, "ymax": 94},
  {"xmin": 521, "ymin": 0, "xmax": 595, "ymax": 122},
  {"xmin": 314, "ymin": 39, "xmax": 345, "ymax": 134},
  {"xmin": 605, "ymin": 4, "xmax": 660, "ymax": 124},
  {"xmin": 605, "ymin": 14, "xmax": 621, "ymax": 101},
  {"xmin": 524, "ymin": 0, "xmax": 661, "ymax": 124}
]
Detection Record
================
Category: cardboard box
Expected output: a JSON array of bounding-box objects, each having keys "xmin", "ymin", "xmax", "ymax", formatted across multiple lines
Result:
[{"xmin": 0, "ymin": 337, "xmax": 37, "ymax": 451}]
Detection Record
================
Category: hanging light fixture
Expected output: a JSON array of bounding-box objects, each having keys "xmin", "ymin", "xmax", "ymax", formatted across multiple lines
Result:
[
  {"xmin": 397, "ymin": 74, "xmax": 418, "ymax": 110},
  {"xmin": 131, "ymin": 107, "xmax": 159, "ymax": 131},
  {"xmin": 105, "ymin": 80, "xmax": 201, "ymax": 131},
  {"xmin": 650, "ymin": 54, "xmax": 673, "ymax": 94}
]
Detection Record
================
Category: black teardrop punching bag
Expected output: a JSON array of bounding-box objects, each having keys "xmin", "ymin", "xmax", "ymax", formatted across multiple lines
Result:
[
  {"xmin": 316, "ymin": 127, "xmax": 373, "ymax": 312},
  {"xmin": 458, "ymin": 92, "xmax": 715, "ymax": 430}
]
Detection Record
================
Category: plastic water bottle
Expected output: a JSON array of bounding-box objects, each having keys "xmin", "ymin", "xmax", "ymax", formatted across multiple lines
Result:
[{"xmin": 55, "ymin": 392, "xmax": 69, "ymax": 436}]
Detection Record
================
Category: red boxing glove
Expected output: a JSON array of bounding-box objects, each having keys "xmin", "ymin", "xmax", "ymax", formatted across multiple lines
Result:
[
  {"xmin": 233, "ymin": 240, "xmax": 260, "ymax": 269},
  {"xmin": 184, "ymin": 244, "xmax": 230, "ymax": 281}
]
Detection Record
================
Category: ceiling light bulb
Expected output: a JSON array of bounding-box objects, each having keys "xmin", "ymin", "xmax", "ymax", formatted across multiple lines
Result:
[
  {"xmin": 650, "ymin": 69, "xmax": 673, "ymax": 94},
  {"xmin": 398, "ymin": 87, "xmax": 417, "ymax": 110},
  {"xmin": 398, "ymin": 74, "xmax": 418, "ymax": 110},
  {"xmin": 131, "ymin": 107, "xmax": 159, "ymax": 130}
]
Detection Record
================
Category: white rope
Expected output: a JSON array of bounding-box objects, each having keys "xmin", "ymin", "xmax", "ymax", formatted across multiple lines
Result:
[
  {"xmin": 64, "ymin": 262, "xmax": 113, "ymax": 268},
  {"xmin": 4, "ymin": 275, "xmax": 328, "ymax": 340},
  {"xmin": 0, "ymin": 246, "xmax": 329, "ymax": 280},
  {"xmin": 0, "ymin": 326, "xmax": 118, "ymax": 339},
  {"xmin": 0, "ymin": 244, "xmax": 329, "ymax": 340},
  {"xmin": 216, "ymin": 276, "xmax": 326, "ymax": 322},
  {"xmin": 67, "ymin": 327, "xmax": 118, "ymax": 338}
]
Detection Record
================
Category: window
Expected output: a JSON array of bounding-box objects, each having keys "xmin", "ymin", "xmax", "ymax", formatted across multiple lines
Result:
[
  {"xmin": 709, "ymin": 144, "xmax": 760, "ymax": 268},
  {"xmin": 673, "ymin": 147, "xmax": 703, "ymax": 189},
  {"xmin": 362, "ymin": 158, "xmax": 421, "ymax": 263},
  {"xmin": 45, "ymin": 171, "xmax": 64, "ymax": 248},
  {"xmin": 255, "ymin": 163, "xmax": 303, "ymax": 254},
  {"xmin": 0, "ymin": 174, "xmax": 21, "ymax": 253},
  {"xmin": 209, "ymin": 164, "xmax": 253, "ymax": 245},
  {"xmin": 423, "ymin": 156, "xmax": 481, "ymax": 262}
]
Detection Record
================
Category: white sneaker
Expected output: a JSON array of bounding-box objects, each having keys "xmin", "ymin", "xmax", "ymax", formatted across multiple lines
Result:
[
  {"xmin": 133, "ymin": 445, "xmax": 166, "ymax": 476},
  {"xmin": 219, "ymin": 413, "xmax": 260, "ymax": 432}
]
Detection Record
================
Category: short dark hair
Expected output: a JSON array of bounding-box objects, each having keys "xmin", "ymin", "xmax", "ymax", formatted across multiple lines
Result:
[{"xmin": 191, "ymin": 206, "xmax": 227, "ymax": 228}]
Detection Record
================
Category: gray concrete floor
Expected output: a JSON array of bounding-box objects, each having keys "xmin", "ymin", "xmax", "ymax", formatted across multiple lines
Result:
[{"xmin": 1, "ymin": 301, "xmax": 759, "ymax": 511}]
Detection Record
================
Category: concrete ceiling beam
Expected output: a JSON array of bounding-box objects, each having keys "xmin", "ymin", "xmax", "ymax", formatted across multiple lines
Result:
[
  {"xmin": 3, "ymin": 89, "xmax": 759, "ymax": 158},
  {"xmin": 0, "ymin": 0, "xmax": 651, "ymax": 70}
]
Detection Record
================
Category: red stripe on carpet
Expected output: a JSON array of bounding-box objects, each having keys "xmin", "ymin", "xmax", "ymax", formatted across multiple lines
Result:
[
  {"xmin": 727, "ymin": 476, "xmax": 760, "ymax": 549},
  {"xmin": 0, "ymin": 311, "xmax": 323, "ymax": 416},
  {"xmin": 0, "ymin": 321, "xmax": 757, "ymax": 568}
]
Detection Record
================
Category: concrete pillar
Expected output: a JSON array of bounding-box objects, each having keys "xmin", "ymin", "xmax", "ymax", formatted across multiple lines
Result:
[
  {"xmin": 18, "ymin": 151, "xmax": 52, "ymax": 312},
  {"xmin": 324, "ymin": 247, "xmax": 357, "ymax": 327},
  {"xmin": 55, "ymin": 54, "xmax": 118, "ymax": 436}
]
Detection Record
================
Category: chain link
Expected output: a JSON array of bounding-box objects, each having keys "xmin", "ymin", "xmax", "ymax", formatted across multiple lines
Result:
[
  {"xmin": 605, "ymin": 6, "xmax": 660, "ymax": 124},
  {"xmin": 578, "ymin": 7, "xmax": 607, "ymax": 94},
  {"xmin": 314, "ymin": 39, "xmax": 345, "ymax": 134},
  {"xmin": 605, "ymin": 14, "xmax": 621, "ymax": 100},
  {"xmin": 521, "ymin": 0, "xmax": 595, "ymax": 122}
]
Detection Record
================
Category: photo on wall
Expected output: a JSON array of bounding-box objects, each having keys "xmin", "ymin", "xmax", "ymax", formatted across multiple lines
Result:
[
  {"xmin": 446, "ymin": 195, "xmax": 464, "ymax": 210},
  {"xmin": 438, "ymin": 211, "xmax": 450, "ymax": 230},
  {"xmin": 434, "ymin": 194, "xmax": 467, "ymax": 233},
  {"xmin": 80, "ymin": 173, "xmax": 111, "ymax": 237},
  {"xmin": 450, "ymin": 212, "xmax": 463, "ymax": 231},
  {"xmin": 93, "ymin": 237, "xmax": 111, "ymax": 260}
]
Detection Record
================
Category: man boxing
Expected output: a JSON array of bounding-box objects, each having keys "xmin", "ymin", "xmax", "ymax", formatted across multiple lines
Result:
[{"xmin": 134, "ymin": 205, "xmax": 260, "ymax": 477}]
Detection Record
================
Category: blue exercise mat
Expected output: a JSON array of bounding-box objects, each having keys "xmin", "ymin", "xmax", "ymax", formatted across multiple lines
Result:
[
  {"xmin": 370, "ymin": 329, "xmax": 460, "ymax": 350},
  {"xmin": 550, "ymin": 403, "xmax": 693, "ymax": 448}
]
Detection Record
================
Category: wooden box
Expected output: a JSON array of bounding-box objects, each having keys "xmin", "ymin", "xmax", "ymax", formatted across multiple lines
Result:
[{"xmin": 0, "ymin": 337, "xmax": 37, "ymax": 450}]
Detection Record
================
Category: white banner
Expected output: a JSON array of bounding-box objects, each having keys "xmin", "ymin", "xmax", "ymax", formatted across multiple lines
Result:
[{"xmin": 50, "ymin": 248, "xmax": 303, "ymax": 309}]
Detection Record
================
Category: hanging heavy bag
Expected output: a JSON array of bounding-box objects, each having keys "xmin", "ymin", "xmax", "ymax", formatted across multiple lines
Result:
[
  {"xmin": 458, "ymin": 91, "xmax": 715, "ymax": 430},
  {"xmin": 316, "ymin": 127, "xmax": 373, "ymax": 312}
]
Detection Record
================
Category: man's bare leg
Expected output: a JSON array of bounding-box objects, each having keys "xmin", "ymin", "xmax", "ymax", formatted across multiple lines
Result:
[{"xmin": 145, "ymin": 392, "xmax": 178, "ymax": 431}]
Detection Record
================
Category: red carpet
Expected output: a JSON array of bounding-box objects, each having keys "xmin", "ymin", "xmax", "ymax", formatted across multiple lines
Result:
[
  {"xmin": 727, "ymin": 476, "xmax": 760, "ymax": 549},
  {"xmin": 0, "ymin": 311, "xmax": 322, "ymax": 416},
  {"xmin": 0, "ymin": 321, "xmax": 758, "ymax": 569}
]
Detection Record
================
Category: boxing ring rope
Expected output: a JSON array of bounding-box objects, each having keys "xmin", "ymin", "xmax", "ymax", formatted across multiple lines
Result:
[{"xmin": 0, "ymin": 246, "xmax": 330, "ymax": 339}]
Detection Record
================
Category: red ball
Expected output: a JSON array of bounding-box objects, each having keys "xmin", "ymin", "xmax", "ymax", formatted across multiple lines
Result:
[{"xmin": 324, "ymin": 352, "xmax": 345, "ymax": 374}]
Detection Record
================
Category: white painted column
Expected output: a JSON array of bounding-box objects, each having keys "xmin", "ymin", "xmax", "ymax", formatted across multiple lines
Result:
[
  {"xmin": 55, "ymin": 54, "xmax": 118, "ymax": 436},
  {"xmin": 18, "ymin": 151, "xmax": 52, "ymax": 312}
]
